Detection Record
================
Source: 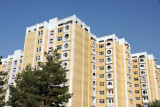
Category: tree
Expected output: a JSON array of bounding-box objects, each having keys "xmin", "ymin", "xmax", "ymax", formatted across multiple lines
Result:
[
  {"xmin": 148, "ymin": 100, "xmax": 160, "ymax": 107},
  {"xmin": 0, "ymin": 56, "xmax": 8, "ymax": 107},
  {"xmin": 7, "ymin": 50, "xmax": 72, "ymax": 107}
]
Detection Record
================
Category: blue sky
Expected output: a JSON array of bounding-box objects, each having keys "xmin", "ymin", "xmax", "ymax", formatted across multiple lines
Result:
[{"xmin": 0, "ymin": 0, "xmax": 160, "ymax": 63}]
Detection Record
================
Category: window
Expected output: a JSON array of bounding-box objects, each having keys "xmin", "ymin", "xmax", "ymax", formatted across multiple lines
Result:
[
  {"xmin": 99, "ymin": 91, "xmax": 104, "ymax": 95},
  {"xmin": 142, "ymin": 90, "xmax": 147, "ymax": 95},
  {"xmin": 38, "ymin": 56, "xmax": 40, "ymax": 60},
  {"xmin": 41, "ymin": 31, "xmax": 43, "ymax": 35},
  {"xmin": 20, "ymin": 60, "xmax": 22, "ymax": 63},
  {"xmin": 133, "ymin": 65, "xmax": 137, "ymax": 68},
  {"xmin": 142, "ymin": 83, "xmax": 147, "ymax": 87},
  {"xmin": 38, "ymin": 40, "xmax": 39, "ymax": 44},
  {"xmin": 49, "ymin": 39, "xmax": 53, "ymax": 43},
  {"xmin": 39, "ymin": 47, "xmax": 41, "ymax": 52},
  {"xmin": 107, "ymin": 65, "xmax": 112, "ymax": 70},
  {"xmin": 65, "ymin": 25, "xmax": 70, "ymax": 30},
  {"xmin": 57, "ymin": 37, "xmax": 62, "ymax": 41},
  {"xmin": 133, "ymin": 71, "xmax": 138, "ymax": 75},
  {"xmin": 99, "ymin": 45, "xmax": 104, "ymax": 48},
  {"xmin": 107, "ymin": 73, "xmax": 112, "ymax": 79},
  {"xmin": 99, "ymin": 82, "xmax": 104, "ymax": 86},
  {"xmin": 108, "ymin": 99, "xmax": 114, "ymax": 103},
  {"xmin": 135, "ymin": 84, "xmax": 139, "ymax": 87},
  {"xmin": 63, "ymin": 52, "xmax": 68, "ymax": 57},
  {"xmin": 63, "ymin": 62, "xmax": 67, "ymax": 67},
  {"xmin": 99, "ymin": 52, "xmax": 104, "ymax": 55},
  {"xmin": 136, "ymin": 97, "xmax": 140, "ymax": 100},
  {"xmin": 36, "ymin": 57, "xmax": 37, "ymax": 61},
  {"xmin": 37, "ymin": 48, "xmax": 38, "ymax": 52},
  {"xmin": 64, "ymin": 43, "xmax": 69, "ymax": 48},
  {"xmin": 140, "ymin": 58, "xmax": 144, "ymax": 62},
  {"xmin": 141, "ymin": 71, "xmax": 145, "ymax": 75},
  {"xmin": 99, "ymin": 74, "xmax": 104, "ymax": 78},
  {"xmin": 99, "ymin": 99, "xmax": 104, "ymax": 104},
  {"xmin": 40, "ymin": 39, "xmax": 42, "ymax": 43},
  {"xmin": 140, "ymin": 64, "xmax": 145, "ymax": 67},
  {"xmin": 135, "ymin": 90, "xmax": 139, "ymax": 93},
  {"xmin": 19, "ymin": 67, "xmax": 21, "ymax": 71},
  {"xmin": 64, "ymin": 34, "xmax": 69, "ymax": 40},
  {"xmin": 57, "ymin": 45, "xmax": 62, "ymax": 50},
  {"xmin": 106, "ymin": 42, "xmax": 111, "ymax": 46},
  {"xmin": 39, "ymin": 31, "xmax": 40, "ymax": 35},
  {"xmin": 143, "ymin": 96, "xmax": 148, "ymax": 100},
  {"xmin": 141, "ymin": 77, "xmax": 146, "ymax": 82},
  {"xmin": 107, "ymin": 57, "xmax": 111, "ymax": 62},
  {"xmin": 107, "ymin": 50, "xmax": 112, "ymax": 55},
  {"xmin": 133, "ymin": 60, "xmax": 137, "ymax": 63},
  {"xmin": 108, "ymin": 82, "xmax": 112, "ymax": 85},
  {"xmin": 134, "ymin": 78, "xmax": 138, "ymax": 81},
  {"xmin": 99, "ymin": 59, "xmax": 104, "ymax": 63},
  {"xmin": 56, "ymin": 54, "xmax": 61, "ymax": 59},
  {"xmin": 99, "ymin": 66, "xmax": 104, "ymax": 70},
  {"xmin": 58, "ymin": 28, "xmax": 63, "ymax": 33},
  {"xmin": 108, "ymin": 90, "xmax": 113, "ymax": 94}
]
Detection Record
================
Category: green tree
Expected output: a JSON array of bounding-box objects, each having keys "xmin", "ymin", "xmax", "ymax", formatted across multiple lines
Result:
[
  {"xmin": 148, "ymin": 100, "xmax": 160, "ymax": 107},
  {"xmin": 0, "ymin": 56, "xmax": 8, "ymax": 107},
  {"xmin": 7, "ymin": 50, "xmax": 72, "ymax": 107}
]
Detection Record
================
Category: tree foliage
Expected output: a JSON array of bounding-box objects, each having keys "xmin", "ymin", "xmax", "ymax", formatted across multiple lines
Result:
[
  {"xmin": 7, "ymin": 50, "xmax": 72, "ymax": 107},
  {"xmin": 148, "ymin": 100, "xmax": 160, "ymax": 107},
  {"xmin": 0, "ymin": 56, "xmax": 8, "ymax": 107}
]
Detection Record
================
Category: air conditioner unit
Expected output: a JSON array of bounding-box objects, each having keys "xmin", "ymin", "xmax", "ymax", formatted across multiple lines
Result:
[{"xmin": 63, "ymin": 42, "xmax": 70, "ymax": 51}]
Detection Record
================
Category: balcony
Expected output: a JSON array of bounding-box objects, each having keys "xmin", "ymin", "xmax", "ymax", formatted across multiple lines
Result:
[
  {"xmin": 92, "ymin": 97, "xmax": 96, "ymax": 107},
  {"xmin": 107, "ymin": 85, "xmax": 113, "ymax": 89},
  {"xmin": 93, "ymin": 83, "xmax": 96, "ymax": 88},
  {"xmin": 107, "ymin": 93, "xmax": 114, "ymax": 98},
  {"xmin": 92, "ymin": 89, "xmax": 96, "ymax": 97},
  {"xmin": 140, "ymin": 64, "xmax": 145, "ymax": 70},
  {"xmin": 107, "ymin": 103, "xmax": 114, "ymax": 107},
  {"xmin": 143, "ymin": 99, "xmax": 149, "ymax": 103}
]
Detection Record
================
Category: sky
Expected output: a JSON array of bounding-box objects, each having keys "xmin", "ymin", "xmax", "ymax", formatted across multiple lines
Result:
[{"xmin": 0, "ymin": 0, "xmax": 160, "ymax": 63}]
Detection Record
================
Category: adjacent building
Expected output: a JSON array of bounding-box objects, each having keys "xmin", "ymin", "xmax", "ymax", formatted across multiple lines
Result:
[
  {"xmin": 0, "ymin": 50, "xmax": 23, "ymax": 101},
  {"xmin": 131, "ymin": 52, "xmax": 160, "ymax": 107}
]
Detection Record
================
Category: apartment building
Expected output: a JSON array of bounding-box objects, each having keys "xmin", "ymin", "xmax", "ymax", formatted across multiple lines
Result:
[
  {"xmin": 1, "ymin": 15, "xmax": 160, "ymax": 107},
  {"xmin": 94, "ymin": 35, "xmax": 133, "ymax": 107},
  {"xmin": 0, "ymin": 50, "xmax": 23, "ymax": 102},
  {"xmin": 131, "ymin": 52, "xmax": 160, "ymax": 107},
  {"xmin": 22, "ymin": 15, "xmax": 91, "ymax": 107}
]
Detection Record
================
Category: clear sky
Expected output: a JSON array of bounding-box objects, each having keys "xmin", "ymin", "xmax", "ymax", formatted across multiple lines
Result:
[{"xmin": 0, "ymin": 0, "xmax": 160, "ymax": 63}]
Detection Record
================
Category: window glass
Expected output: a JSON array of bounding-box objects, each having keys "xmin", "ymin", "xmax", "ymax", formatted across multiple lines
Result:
[
  {"xmin": 58, "ymin": 28, "xmax": 63, "ymax": 33},
  {"xmin": 99, "ymin": 45, "xmax": 104, "ymax": 48},
  {"xmin": 99, "ymin": 59, "xmax": 104, "ymax": 63},
  {"xmin": 99, "ymin": 67, "xmax": 104, "ymax": 70}
]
